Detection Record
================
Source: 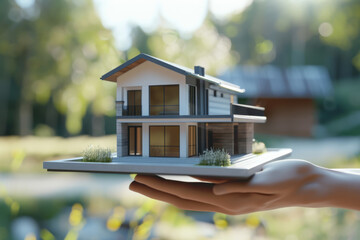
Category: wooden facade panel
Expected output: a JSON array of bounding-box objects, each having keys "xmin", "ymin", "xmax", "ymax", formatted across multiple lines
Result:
[
  {"xmin": 205, "ymin": 122, "xmax": 253, "ymax": 156},
  {"xmin": 206, "ymin": 123, "xmax": 234, "ymax": 155},
  {"xmin": 105, "ymin": 59, "xmax": 147, "ymax": 82},
  {"xmin": 237, "ymin": 123, "xmax": 253, "ymax": 154}
]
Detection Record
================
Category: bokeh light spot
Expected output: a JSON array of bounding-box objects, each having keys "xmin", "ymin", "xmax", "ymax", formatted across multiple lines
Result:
[{"xmin": 319, "ymin": 22, "xmax": 333, "ymax": 37}]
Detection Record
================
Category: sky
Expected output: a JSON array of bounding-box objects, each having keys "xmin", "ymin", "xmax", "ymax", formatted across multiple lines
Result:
[{"xmin": 93, "ymin": 0, "xmax": 253, "ymax": 50}]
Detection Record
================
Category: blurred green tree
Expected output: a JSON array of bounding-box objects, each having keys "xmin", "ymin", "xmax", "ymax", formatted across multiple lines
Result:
[
  {"xmin": 213, "ymin": 0, "xmax": 360, "ymax": 78},
  {"xmin": 0, "ymin": 0, "xmax": 119, "ymax": 136}
]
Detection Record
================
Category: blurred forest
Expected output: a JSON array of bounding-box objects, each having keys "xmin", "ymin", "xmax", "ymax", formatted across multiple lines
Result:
[{"xmin": 1, "ymin": 0, "xmax": 360, "ymax": 137}]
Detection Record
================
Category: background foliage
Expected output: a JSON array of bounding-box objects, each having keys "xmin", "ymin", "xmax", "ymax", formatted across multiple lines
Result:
[
  {"xmin": 1, "ymin": 0, "xmax": 360, "ymax": 239},
  {"xmin": 1, "ymin": 0, "xmax": 359, "ymax": 137}
]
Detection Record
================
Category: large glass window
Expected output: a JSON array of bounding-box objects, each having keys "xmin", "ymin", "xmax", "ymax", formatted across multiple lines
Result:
[
  {"xmin": 188, "ymin": 126, "xmax": 196, "ymax": 157},
  {"xmin": 150, "ymin": 85, "xmax": 179, "ymax": 115},
  {"xmin": 149, "ymin": 126, "xmax": 179, "ymax": 157}
]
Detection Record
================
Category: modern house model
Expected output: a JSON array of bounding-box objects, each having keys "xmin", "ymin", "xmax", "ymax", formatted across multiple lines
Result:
[
  {"xmin": 101, "ymin": 53, "xmax": 266, "ymax": 160},
  {"xmin": 43, "ymin": 53, "xmax": 291, "ymax": 178}
]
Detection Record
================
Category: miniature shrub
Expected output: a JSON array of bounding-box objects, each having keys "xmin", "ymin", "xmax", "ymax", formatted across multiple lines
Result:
[
  {"xmin": 252, "ymin": 141, "xmax": 267, "ymax": 154},
  {"xmin": 198, "ymin": 148, "xmax": 231, "ymax": 167},
  {"xmin": 82, "ymin": 145, "xmax": 112, "ymax": 162}
]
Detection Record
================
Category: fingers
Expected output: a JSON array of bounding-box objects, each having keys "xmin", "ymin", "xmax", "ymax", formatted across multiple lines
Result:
[
  {"xmin": 130, "ymin": 175, "xmax": 279, "ymax": 214},
  {"xmin": 213, "ymin": 172, "xmax": 274, "ymax": 195},
  {"xmin": 132, "ymin": 175, "xmax": 276, "ymax": 213},
  {"xmin": 191, "ymin": 176, "xmax": 234, "ymax": 184},
  {"xmin": 129, "ymin": 181, "xmax": 234, "ymax": 215},
  {"xmin": 134, "ymin": 175, "xmax": 221, "ymax": 203}
]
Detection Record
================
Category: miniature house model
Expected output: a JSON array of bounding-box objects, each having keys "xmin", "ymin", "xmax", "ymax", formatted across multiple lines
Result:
[{"xmin": 101, "ymin": 54, "xmax": 266, "ymax": 159}]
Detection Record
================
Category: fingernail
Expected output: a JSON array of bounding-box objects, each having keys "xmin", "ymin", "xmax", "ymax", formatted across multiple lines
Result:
[{"xmin": 129, "ymin": 181, "xmax": 136, "ymax": 191}]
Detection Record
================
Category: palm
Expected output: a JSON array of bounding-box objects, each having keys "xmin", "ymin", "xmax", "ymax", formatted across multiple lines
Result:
[{"xmin": 129, "ymin": 160, "xmax": 322, "ymax": 214}]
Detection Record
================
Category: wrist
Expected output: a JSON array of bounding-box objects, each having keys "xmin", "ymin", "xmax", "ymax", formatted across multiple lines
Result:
[
  {"xmin": 319, "ymin": 168, "xmax": 360, "ymax": 210},
  {"xmin": 325, "ymin": 169, "xmax": 360, "ymax": 210}
]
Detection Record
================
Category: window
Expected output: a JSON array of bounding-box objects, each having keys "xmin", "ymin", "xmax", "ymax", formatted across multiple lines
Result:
[
  {"xmin": 214, "ymin": 90, "xmax": 217, "ymax": 97},
  {"xmin": 127, "ymin": 90, "xmax": 141, "ymax": 115},
  {"xmin": 205, "ymin": 89, "xmax": 209, "ymax": 115},
  {"xmin": 150, "ymin": 85, "xmax": 179, "ymax": 115},
  {"xmin": 220, "ymin": 93, "xmax": 224, "ymax": 98},
  {"xmin": 189, "ymin": 85, "xmax": 196, "ymax": 115},
  {"xmin": 128, "ymin": 126, "xmax": 142, "ymax": 156},
  {"xmin": 149, "ymin": 126, "xmax": 179, "ymax": 157},
  {"xmin": 188, "ymin": 126, "xmax": 196, "ymax": 156}
]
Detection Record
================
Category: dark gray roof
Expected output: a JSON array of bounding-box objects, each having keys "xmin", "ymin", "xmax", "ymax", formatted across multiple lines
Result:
[
  {"xmin": 218, "ymin": 65, "xmax": 333, "ymax": 98},
  {"xmin": 101, "ymin": 53, "xmax": 244, "ymax": 93}
]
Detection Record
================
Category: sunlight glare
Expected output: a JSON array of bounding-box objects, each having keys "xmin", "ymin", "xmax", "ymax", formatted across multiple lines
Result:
[{"xmin": 93, "ymin": 0, "xmax": 251, "ymax": 50}]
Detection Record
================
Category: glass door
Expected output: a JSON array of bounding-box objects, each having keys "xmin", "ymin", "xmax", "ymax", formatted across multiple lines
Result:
[{"xmin": 128, "ymin": 126, "xmax": 142, "ymax": 156}]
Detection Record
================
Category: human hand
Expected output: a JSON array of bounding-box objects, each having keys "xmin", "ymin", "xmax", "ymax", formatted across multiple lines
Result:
[{"xmin": 129, "ymin": 160, "xmax": 339, "ymax": 215}]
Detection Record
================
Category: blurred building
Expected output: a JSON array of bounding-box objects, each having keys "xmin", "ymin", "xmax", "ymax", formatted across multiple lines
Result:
[{"xmin": 219, "ymin": 65, "xmax": 333, "ymax": 137}]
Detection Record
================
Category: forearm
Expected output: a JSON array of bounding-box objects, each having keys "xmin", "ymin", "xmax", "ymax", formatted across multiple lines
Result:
[
  {"xmin": 325, "ymin": 168, "xmax": 360, "ymax": 210},
  {"xmin": 287, "ymin": 163, "xmax": 360, "ymax": 210}
]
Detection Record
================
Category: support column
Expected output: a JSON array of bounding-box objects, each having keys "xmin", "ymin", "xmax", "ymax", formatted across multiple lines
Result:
[
  {"xmin": 116, "ymin": 121, "xmax": 128, "ymax": 157},
  {"xmin": 198, "ymin": 122, "xmax": 206, "ymax": 154}
]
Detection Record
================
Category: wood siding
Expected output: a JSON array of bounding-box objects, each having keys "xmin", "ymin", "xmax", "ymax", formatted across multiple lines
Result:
[
  {"xmin": 236, "ymin": 123, "xmax": 254, "ymax": 154},
  {"xmin": 206, "ymin": 123, "xmax": 254, "ymax": 155}
]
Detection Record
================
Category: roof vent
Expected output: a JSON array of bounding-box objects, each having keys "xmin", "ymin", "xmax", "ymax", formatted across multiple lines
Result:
[{"xmin": 194, "ymin": 66, "xmax": 205, "ymax": 76}]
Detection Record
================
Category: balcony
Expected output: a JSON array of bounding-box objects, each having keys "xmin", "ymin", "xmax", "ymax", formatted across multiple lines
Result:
[
  {"xmin": 231, "ymin": 103, "xmax": 265, "ymax": 117},
  {"xmin": 116, "ymin": 101, "xmax": 142, "ymax": 116},
  {"xmin": 149, "ymin": 105, "xmax": 179, "ymax": 116}
]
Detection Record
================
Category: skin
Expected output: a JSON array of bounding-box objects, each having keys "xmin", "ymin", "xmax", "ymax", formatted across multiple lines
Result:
[{"xmin": 129, "ymin": 159, "xmax": 360, "ymax": 215}]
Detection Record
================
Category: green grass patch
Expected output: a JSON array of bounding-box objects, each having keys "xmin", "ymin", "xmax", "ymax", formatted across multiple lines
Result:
[
  {"xmin": 198, "ymin": 149, "xmax": 231, "ymax": 167},
  {"xmin": 82, "ymin": 145, "xmax": 112, "ymax": 162}
]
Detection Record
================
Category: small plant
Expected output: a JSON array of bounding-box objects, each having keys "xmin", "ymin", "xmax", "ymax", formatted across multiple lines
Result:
[
  {"xmin": 252, "ymin": 140, "xmax": 267, "ymax": 154},
  {"xmin": 198, "ymin": 148, "xmax": 231, "ymax": 167},
  {"xmin": 82, "ymin": 145, "xmax": 112, "ymax": 162}
]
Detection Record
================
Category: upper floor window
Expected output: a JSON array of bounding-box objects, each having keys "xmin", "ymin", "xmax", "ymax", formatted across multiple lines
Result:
[
  {"xmin": 150, "ymin": 85, "xmax": 179, "ymax": 115},
  {"xmin": 127, "ymin": 90, "xmax": 142, "ymax": 116}
]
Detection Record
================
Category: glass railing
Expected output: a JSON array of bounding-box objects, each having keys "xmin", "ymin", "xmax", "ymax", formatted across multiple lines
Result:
[{"xmin": 116, "ymin": 101, "xmax": 142, "ymax": 116}]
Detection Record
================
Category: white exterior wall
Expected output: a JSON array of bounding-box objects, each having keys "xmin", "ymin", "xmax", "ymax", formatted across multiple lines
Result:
[
  {"xmin": 208, "ymin": 89, "xmax": 232, "ymax": 115},
  {"xmin": 116, "ymin": 61, "xmax": 189, "ymax": 115}
]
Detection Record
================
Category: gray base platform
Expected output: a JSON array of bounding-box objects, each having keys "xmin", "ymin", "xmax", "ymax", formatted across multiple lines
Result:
[{"xmin": 43, "ymin": 148, "xmax": 292, "ymax": 178}]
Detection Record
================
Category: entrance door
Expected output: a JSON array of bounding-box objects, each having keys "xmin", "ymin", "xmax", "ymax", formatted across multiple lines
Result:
[
  {"xmin": 127, "ymin": 90, "xmax": 141, "ymax": 115},
  {"xmin": 128, "ymin": 126, "xmax": 142, "ymax": 156}
]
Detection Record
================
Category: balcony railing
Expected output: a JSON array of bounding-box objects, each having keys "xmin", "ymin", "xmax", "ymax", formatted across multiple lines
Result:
[
  {"xmin": 149, "ymin": 105, "xmax": 179, "ymax": 116},
  {"xmin": 116, "ymin": 101, "xmax": 142, "ymax": 116},
  {"xmin": 231, "ymin": 103, "xmax": 265, "ymax": 117}
]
